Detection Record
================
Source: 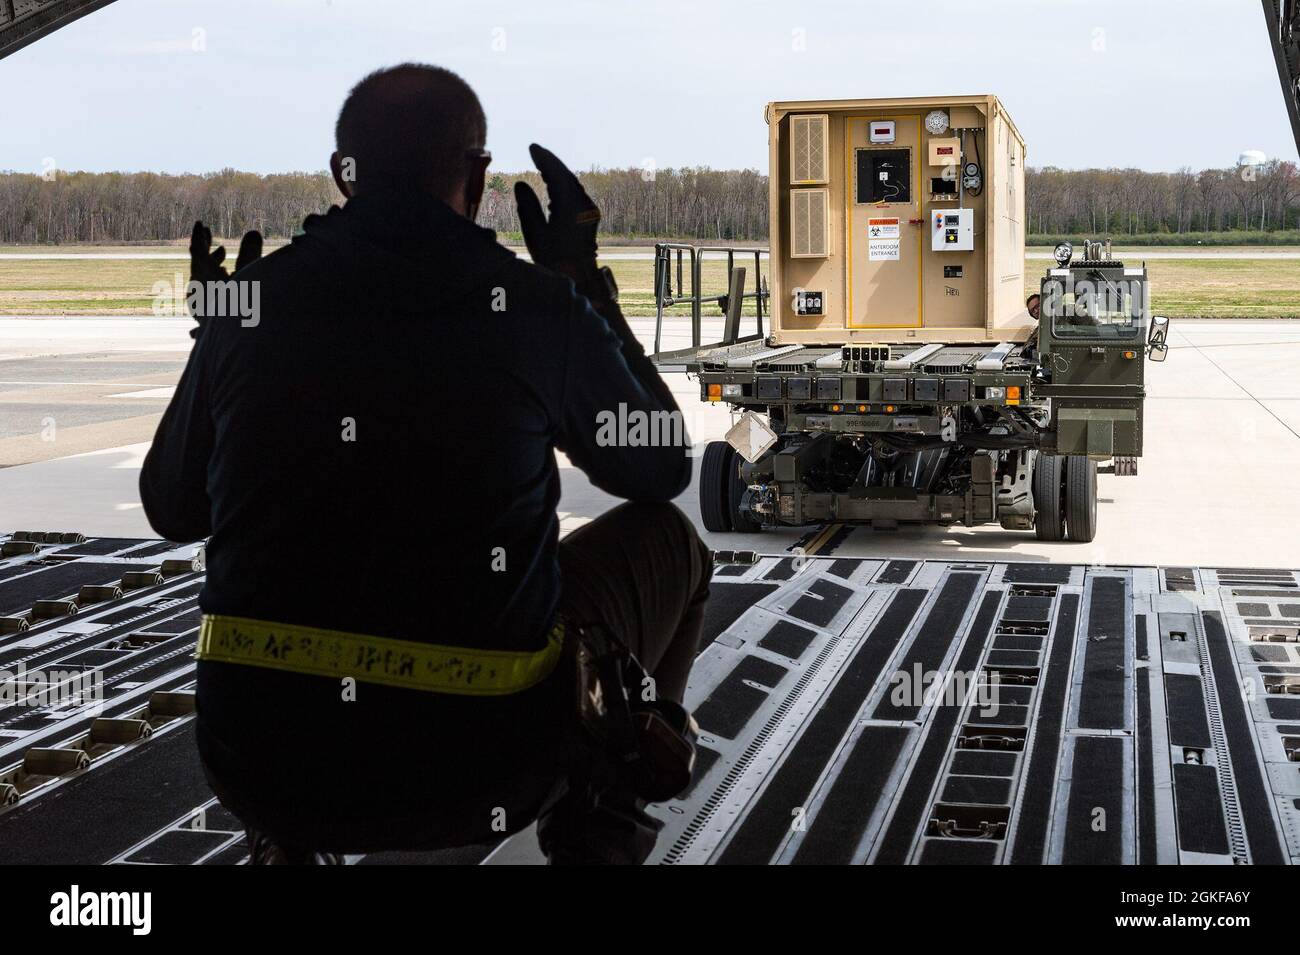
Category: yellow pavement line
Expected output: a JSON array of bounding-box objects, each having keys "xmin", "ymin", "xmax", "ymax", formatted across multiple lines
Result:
[{"xmin": 802, "ymin": 523, "xmax": 844, "ymax": 556}]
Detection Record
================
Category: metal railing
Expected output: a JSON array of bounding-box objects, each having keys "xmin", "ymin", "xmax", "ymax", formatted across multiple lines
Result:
[{"xmin": 652, "ymin": 243, "xmax": 770, "ymax": 358}]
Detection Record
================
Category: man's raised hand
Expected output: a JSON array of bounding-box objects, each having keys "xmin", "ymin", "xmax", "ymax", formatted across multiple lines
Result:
[
  {"xmin": 187, "ymin": 221, "xmax": 263, "ymax": 337},
  {"xmin": 513, "ymin": 144, "xmax": 601, "ymax": 285}
]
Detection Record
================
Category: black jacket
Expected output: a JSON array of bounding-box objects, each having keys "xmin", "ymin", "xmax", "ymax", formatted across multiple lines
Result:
[{"xmin": 140, "ymin": 191, "xmax": 690, "ymax": 846}]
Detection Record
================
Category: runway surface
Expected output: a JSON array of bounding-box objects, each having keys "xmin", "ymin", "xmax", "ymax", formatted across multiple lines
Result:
[{"xmin": 2, "ymin": 317, "xmax": 1300, "ymax": 567}]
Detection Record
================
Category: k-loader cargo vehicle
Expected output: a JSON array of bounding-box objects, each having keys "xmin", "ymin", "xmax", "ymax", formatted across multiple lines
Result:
[{"xmin": 651, "ymin": 95, "xmax": 1169, "ymax": 542}]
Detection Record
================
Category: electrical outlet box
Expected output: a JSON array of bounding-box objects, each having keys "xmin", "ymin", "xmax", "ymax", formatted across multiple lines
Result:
[
  {"xmin": 928, "ymin": 137, "xmax": 960, "ymax": 166},
  {"xmin": 931, "ymin": 208, "xmax": 974, "ymax": 252}
]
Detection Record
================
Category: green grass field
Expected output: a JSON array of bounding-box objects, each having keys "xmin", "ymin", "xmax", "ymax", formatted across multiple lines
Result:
[{"xmin": 4, "ymin": 246, "xmax": 1300, "ymax": 318}]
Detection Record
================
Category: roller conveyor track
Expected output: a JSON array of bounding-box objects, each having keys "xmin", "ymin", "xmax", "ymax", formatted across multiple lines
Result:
[
  {"xmin": 1, "ymin": 532, "xmax": 1296, "ymax": 865},
  {"xmin": 634, "ymin": 557, "xmax": 1299, "ymax": 865}
]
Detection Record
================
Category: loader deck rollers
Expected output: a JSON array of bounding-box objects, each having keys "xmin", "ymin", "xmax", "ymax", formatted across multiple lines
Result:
[{"xmin": 2, "ymin": 531, "xmax": 1297, "ymax": 865}]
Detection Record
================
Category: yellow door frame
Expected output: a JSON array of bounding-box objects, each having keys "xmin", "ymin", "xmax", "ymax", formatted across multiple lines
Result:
[{"xmin": 845, "ymin": 114, "xmax": 923, "ymax": 329}]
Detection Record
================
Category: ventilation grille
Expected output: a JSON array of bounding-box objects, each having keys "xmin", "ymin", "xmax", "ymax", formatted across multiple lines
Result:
[
  {"xmin": 769, "ymin": 348, "xmax": 837, "ymax": 372},
  {"xmin": 789, "ymin": 114, "xmax": 828, "ymax": 184},
  {"xmin": 790, "ymin": 188, "xmax": 829, "ymax": 258},
  {"xmin": 920, "ymin": 348, "xmax": 983, "ymax": 376}
]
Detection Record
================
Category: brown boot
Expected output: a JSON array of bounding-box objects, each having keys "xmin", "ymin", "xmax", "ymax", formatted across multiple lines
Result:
[
  {"xmin": 536, "ymin": 784, "xmax": 664, "ymax": 865},
  {"xmin": 245, "ymin": 828, "xmax": 343, "ymax": 865}
]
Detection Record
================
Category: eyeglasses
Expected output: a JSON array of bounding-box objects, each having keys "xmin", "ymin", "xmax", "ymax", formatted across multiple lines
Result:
[{"xmin": 466, "ymin": 148, "xmax": 492, "ymax": 164}]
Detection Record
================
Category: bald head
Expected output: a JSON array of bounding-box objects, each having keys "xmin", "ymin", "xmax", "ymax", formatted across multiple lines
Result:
[{"xmin": 331, "ymin": 63, "xmax": 488, "ymax": 211}]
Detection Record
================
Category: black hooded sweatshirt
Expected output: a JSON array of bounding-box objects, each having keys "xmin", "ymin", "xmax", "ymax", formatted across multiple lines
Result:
[{"xmin": 139, "ymin": 191, "xmax": 690, "ymax": 846}]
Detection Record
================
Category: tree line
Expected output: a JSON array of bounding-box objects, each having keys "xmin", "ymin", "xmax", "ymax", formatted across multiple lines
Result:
[
  {"xmin": 0, "ymin": 166, "xmax": 771, "ymax": 245},
  {"xmin": 1, "ymin": 161, "xmax": 1297, "ymax": 245},
  {"xmin": 1025, "ymin": 161, "xmax": 1300, "ymax": 236}
]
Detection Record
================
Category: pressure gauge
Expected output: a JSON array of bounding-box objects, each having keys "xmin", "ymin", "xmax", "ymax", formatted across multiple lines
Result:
[
  {"xmin": 924, "ymin": 109, "xmax": 950, "ymax": 135},
  {"xmin": 1053, "ymin": 241, "xmax": 1074, "ymax": 267}
]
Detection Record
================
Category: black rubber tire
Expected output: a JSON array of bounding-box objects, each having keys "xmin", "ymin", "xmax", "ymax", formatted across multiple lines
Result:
[
  {"xmin": 699, "ymin": 441, "xmax": 733, "ymax": 533},
  {"xmin": 1033, "ymin": 452, "xmax": 1065, "ymax": 541},
  {"xmin": 727, "ymin": 446, "xmax": 763, "ymax": 533},
  {"xmin": 1064, "ymin": 455, "xmax": 1098, "ymax": 542}
]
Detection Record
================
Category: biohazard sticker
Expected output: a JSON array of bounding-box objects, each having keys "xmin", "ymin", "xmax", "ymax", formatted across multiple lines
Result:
[
  {"xmin": 869, "ymin": 238, "xmax": 900, "ymax": 261},
  {"xmin": 867, "ymin": 217, "xmax": 899, "ymax": 239}
]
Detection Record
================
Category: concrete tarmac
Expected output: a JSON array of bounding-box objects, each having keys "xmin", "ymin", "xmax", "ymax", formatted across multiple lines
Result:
[{"xmin": 1, "ymin": 315, "xmax": 1298, "ymax": 567}]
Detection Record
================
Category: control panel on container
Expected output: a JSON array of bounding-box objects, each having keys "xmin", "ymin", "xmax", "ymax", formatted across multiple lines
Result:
[{"xmin": 931, "ymin": 208, "xmax": 973, "ymax": 252}]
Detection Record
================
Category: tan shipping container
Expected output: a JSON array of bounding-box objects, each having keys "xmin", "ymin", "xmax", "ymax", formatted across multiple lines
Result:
[{"xmin": 769, "ymin": 95, "xmax": 1028, "ymax": 345}]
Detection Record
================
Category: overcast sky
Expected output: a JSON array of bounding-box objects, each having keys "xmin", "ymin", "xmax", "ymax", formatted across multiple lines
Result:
[{"xmin": 2, "ymin": 0, "xmax": 1294, "ymax": 175}]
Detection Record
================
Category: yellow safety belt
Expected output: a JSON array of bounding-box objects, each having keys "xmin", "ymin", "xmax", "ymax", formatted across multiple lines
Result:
[{"xmin": 197, "ymin": 613, "xmax": 564, "ymax": 696}]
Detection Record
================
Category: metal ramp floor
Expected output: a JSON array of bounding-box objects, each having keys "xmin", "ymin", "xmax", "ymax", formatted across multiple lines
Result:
[{"xmin": 1, "ymin": 532, "xmax": 1297, "ymax": 865}]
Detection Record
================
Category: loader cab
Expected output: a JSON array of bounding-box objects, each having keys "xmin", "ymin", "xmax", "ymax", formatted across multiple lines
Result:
[
  {"xmin": 1035, "ymin": 240, "xmax": 1158, "ymax": 460},
  {"xmin": 1038, "ymin": 261, "xmax": 1148, "ymax": 389}
]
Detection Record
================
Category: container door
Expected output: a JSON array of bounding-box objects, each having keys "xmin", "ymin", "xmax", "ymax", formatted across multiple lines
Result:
[{"xmin": 846, "ymin": 115, "xmax": 922, "ymax": 328}]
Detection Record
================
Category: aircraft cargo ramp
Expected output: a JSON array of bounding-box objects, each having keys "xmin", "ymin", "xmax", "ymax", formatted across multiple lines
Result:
[{"xmin": 0, "ymin": 532, "xmax": 1297, "ymax": 866}]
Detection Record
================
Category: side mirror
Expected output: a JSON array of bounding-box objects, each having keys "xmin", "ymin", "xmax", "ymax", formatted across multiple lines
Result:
[{"xmin": 1147, "ymin": 315, "xmax": 1169, "ymax": 362}]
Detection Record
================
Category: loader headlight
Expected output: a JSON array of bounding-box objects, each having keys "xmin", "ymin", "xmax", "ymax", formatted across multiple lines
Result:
[
  {"xmin": 984, "ymin": 386, "xmax": 1005, "ymax": 399},
  {"xmin": 722, "ymin": 384, "xmax": 744, "ymax": 398}
]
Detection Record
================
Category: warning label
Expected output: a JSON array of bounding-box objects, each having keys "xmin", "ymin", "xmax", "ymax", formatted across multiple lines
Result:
[
  {"xmin": 867, "ymin": 217, "xmax": 900, "ymax": 239},
  {"xmin": 869, "ymin": 238, "xmax": 900, "ymax": 261}
]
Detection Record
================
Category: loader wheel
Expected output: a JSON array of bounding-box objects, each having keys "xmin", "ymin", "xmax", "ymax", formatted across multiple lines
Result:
[
  {"xmin": 1064, "ymin": 456, "xmax": 1098, "ymax": 543},
  {"xmin": 699, "ymin": 441, "xmax": 732, "ymax": 533},
  {"xmin": 727, "ymin": 447, "xmax": 763, "ymax": 533},
  {"xmin": 1032, "ymin": 453, "xmax": 1065, "ymax": 541}
]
